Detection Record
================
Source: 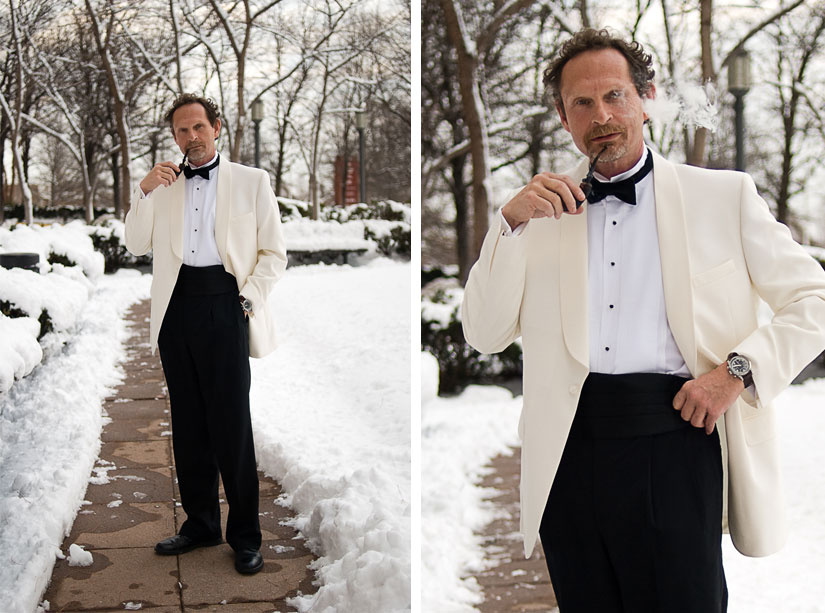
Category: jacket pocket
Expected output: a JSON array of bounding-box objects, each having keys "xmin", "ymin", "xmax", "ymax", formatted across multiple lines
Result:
[{"xmin": 693, "ymin": 259, "xmax": 736, "ymax": 288}]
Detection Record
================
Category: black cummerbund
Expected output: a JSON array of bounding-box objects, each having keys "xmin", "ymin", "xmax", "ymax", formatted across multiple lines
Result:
[
  {"xmin": 571, "ymin": 372, "xmax": 692, "ymax": 439},
  {"xmin": 174, "ymin": 264, "xmax": 237, "ymax": 296}
]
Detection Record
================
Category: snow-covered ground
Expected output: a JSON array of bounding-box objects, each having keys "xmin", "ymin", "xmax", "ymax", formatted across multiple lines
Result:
[
  {"xmin": 420, "ymin": 353, "xmax": 522, "ymax": 612},
  {"xmin": 252, "ymin": 260, "xmax": 411, "ymax": 612},
  {"xmin": 421, "ymin": 352, "xmax": 825, "ymax": 612},
  {"xmin": 0, "ymin": 270, "xmax": 152, "ymax": 613},
  {"xmin": 0, "ymin": 259, "xmax": 410, "ymax": 613}
]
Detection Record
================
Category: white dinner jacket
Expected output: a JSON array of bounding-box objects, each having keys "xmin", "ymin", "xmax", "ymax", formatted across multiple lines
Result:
[
  {"xmin": 124, "ymin": 157, "xmax": 287, "ymax": 358},
  {"xmin": 462, "ymin": 149, "xmax": 825, "ymax": 559}
]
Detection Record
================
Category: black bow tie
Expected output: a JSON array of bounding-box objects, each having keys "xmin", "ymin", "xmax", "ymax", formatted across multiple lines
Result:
[
  {"xmin": 586, "ymin": 152, "xmax": 653, "ymax": 205},
  {"xmin": 183, "ymin": 155, "xmax": 220, "ymax": 180}
]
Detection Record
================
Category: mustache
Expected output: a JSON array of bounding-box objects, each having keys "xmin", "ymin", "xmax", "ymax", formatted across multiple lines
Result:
[{"xmin": 586, "ymin": 124, "xmax": 626, "ymax": 141}]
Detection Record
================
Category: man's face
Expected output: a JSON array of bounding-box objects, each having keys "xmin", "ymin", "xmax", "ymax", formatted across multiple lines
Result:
[
  {"xmin": 171, "ymin": 103, "xmax": 221, "ymax": 166},
  {"xmin": 557, "ymin": 48, "xmax": 652, "ymax": 177}
]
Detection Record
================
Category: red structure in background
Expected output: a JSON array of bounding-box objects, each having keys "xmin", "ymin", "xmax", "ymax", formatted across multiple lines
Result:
[{"xmin": 334, "ymin": 156, "xmax": 360, "ymax": 205}]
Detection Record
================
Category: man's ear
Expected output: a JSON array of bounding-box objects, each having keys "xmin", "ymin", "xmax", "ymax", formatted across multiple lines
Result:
[
  {"xmin": 213, "ymin": 118, "xmax": 221, "ymax": 140},
  {"xmin": 556, "ymin": 102, "xmax": 570, "ymax": 133}
]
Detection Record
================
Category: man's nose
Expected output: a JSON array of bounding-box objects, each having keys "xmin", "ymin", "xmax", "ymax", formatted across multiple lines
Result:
[{"xmin": 591, "ymin": 100, "xmax": 612, "ymax": 124}]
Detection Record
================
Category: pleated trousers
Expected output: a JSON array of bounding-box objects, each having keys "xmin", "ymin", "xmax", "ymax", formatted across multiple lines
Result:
[
  {"xmin": 157, "ymin": 264, "xmax": 261, "ymax": 552},
  {"xmin": 539, "ymin": 372, "xmax": 727, "ymax": 613}
]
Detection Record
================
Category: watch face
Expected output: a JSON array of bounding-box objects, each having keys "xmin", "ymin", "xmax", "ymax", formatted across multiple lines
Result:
[{"xmin": 729, "ymin": 355, "xmax": 750, "ymax": 376}]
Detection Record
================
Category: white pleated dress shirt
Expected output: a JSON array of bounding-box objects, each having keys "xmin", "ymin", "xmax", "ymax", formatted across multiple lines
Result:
[
  {"xmin": 500, "ymin": 148, "xmax": 690, "ymax": 376},
  {"xmin": 182, "ymin": 152, "xmax": 223, "ymax": 267}
]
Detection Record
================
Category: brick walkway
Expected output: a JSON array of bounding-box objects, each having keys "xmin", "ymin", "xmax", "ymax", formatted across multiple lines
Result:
[
  {"xmin": 43, "ymin": 299, "xmax": 317, "ymax": 612},
  {"xmin": 472, "ymin": 447, "xmax": 558, "ymax": 613}
]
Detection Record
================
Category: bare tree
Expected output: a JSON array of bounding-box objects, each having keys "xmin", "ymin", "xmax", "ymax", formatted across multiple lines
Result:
[
  {"xmin": 440, "ymin": 0, "xmax": 538, "ymax": 264},
  {"xmin": 762, "ymin": 6, "xmax": 825, "ymax": 228},
  {"xmin": 0, "ymin": 0, "xmax": 52, "ymax": 223},
  {"xmin": 669, "ymin": 0, "xmax": 808, "ymax": 167}
]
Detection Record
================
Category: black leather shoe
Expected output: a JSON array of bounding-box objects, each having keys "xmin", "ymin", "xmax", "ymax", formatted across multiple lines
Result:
[
  {"xmin": 154, "ymin": 534, "xmax": 223, "ymax": 555},
  {"xmin": 234, "ymin": 548, "xmax": 264, "ymax": 574}
]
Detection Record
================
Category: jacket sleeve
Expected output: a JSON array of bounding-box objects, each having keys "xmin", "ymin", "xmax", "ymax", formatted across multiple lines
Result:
[
  {"xmin": 732, "ymin": 173, "xmax": 825, "ymax": 406},
  {"xmin": 461, "ymin": 214, "xmax": 529, "ymax": 354},
  {"xmin": 124, "ymin": 186, "xmax": 154, "ymax": 256},
  {"xmin": 237, "ymin": 171, "xmax": 288, "ymax": 313}
]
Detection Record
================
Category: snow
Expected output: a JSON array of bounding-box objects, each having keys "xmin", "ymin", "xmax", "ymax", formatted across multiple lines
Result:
[
  {"xmin": 0, "ymin": 221, "xmax": 104, "ymax": 280},
  {"xmin": 282, "ymin": 219, "xmax": 407, "ymax": 252},
  {"xmin": 421, "ymin": 282, "xmax": 463, "ymax": 328},
  {"xmin": 422, "ymin": 366, "xmax": 825, "ymax": 611},
  {"xmin": 282, "ymin": 219, "xmax": 374, "ymax": 251},
  {"xmin": 66, "ymin": 544, "xmax": 93, "ymax": 567},
  {"xmin": 251, "ymin": 259, "xmax": 411, "ymax": 612},
  {"xmin": 0, "ymin": 269, "xmax": 152, "ymax": 613},
  {"xmin": 0, "ymin": 315, "xmax": 42, "ymax": 393},
  {"xmin": 0, "ymin": 222, "xmax": 108, "ymax": 392},
  {"xmin": 1, "ymin": 258, "xmax": 410, "ymax": 612},
  {"xmin": 0, "ymin": 266, "xmax": 91, "ymax": 337},
  {"xmin": 421, "ymin": 354, "xmax": 522, "ymax": 611}
]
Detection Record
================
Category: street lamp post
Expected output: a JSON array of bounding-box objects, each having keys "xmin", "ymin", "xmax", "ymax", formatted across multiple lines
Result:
[
  {"xmin": 728, "ymin": 49, "xmax": 752, "ymax": 172},
  {"xmin": 251, "ymin": 99, "xmax": 264, "ymax": 169},
  {"xmin": 355, "ymin": 110, "xmax": 367, "ymax": 203}
]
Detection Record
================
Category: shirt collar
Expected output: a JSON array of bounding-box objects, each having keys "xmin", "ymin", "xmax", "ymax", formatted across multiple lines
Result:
[
  {"xmin": 594, "ymin": 147, "xmax": 650, "ymax": 183},
  {"xmin": 189, "ymin": 151, "xmax": 219, "ymax": 170}
]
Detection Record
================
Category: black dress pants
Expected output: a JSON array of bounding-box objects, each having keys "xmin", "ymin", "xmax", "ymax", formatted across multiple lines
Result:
[
  {"xmin": 539, "ymin": 373, "xmax": 727, "ymax": 613},
  {"xmin": 157, "ymin": 264, "xmax": 261, "ymax": 552}
]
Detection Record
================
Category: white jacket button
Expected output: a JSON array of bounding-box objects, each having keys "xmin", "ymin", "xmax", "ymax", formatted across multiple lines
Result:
[{"xmin": 569, "ymin": 385, "xmax": 578, "ymax": 395}]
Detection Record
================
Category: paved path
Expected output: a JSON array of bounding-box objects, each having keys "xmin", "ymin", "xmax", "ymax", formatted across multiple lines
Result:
[
  {"xmin": 471, "ymin": 447, "xmax": 558, "ymax": 613},
  {"xmin": 43, "ymin": 299, "xmax": 317, "ymax": 612}
]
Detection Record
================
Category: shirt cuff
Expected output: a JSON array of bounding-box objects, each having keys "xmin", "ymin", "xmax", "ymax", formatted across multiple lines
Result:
[{"xmin": 499, "ymin": 210, "xmax": 526, "ymax": 237}]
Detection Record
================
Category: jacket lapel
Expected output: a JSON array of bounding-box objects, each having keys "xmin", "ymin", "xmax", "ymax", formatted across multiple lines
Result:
[
  {"xmin": 559, "ymin": 158, "xmax": 591, "ymax": 369},
  {"xmin": 651, "ymin": 151, "xmax": 698, "ymax": 374},
  {"xmin": 169, "ymin": 175, "xmax": 186, "ymax": 260},
  {"xmin": 215, "ymin": 158, "xmax": 232, "ymax": 265}
]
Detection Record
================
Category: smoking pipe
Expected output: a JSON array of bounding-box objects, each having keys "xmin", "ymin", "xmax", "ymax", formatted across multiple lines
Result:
[
  {"xmin": 174, "ymin": 152, "xmax": 189, "ymax": 177},
  {"xmin": 575, "ymin": 145, "xmax": 609, "ymax": 209}
]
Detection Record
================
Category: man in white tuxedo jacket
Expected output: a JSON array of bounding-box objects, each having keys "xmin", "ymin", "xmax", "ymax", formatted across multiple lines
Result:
[
  {"xmin": 462, "ymin": 29, "xmax": 825, "ymax": 612},
  {"xmin": 125, "ymin": 94, "xmax": 286, "ymax": 575}
]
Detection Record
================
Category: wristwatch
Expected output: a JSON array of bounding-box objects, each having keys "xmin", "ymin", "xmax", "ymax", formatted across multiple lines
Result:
[
  {"xmin": 239, "ymin": 295, "xmax": 253, "ymax": 317},
  {"xmin": 726, "ymin": 353, "xmax": 753, "ymax": 388}
]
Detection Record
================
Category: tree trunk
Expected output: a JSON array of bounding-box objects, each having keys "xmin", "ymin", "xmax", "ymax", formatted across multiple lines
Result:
[
  {"xmin": 441, "ymin": 0, "xmax": 492, "ymax": 261},
  {"xmin": 451, "ymin": 153, "xmax": 471, "ymax": 285},
  {"xmin": 688, "ymin": 0, "xmax": 715, "ymax": 167},
  {"xmin": 0, "ymin": 133, "xmax": 5, "ymax": 223},
  {"xmin": 86, "ymin": 0, "xmax": 132, "ymax": 219},
  {"xmin": 233, "ymin": 61, "xmax": 246, "ymax": 161},
  {"xmin": 579, "ymin": 0, "xmax": 591, "ymax": 29},
  {"xmin": 110, "ymin": 150, "xmax": 120, "ymax": 223},
  {"xmin": 275, "ymin": 121, "xmax": 288, "ymax": 196},
  {"xmin": 7, "ymin": 0, "xmax": 33, "ymax": 223}
]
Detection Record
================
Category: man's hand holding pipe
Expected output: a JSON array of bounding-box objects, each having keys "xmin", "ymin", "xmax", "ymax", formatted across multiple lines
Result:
[
  {"xmin": 140, "ymin": 161, "xmax": 181, "ymax": 196},
  {"xmin": 501, "ymin": 173, "xmax": 586, "ymax": 229}
]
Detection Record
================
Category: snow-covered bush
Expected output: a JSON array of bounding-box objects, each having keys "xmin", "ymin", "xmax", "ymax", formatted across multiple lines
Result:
[
  {"xmin": 278, "ymin": 197, "xmax": 311, "ymax": 221},
  {"xmin": 422, "ymin": 279, "xmax": 522, "ymax": 395},
  {"xmin": 282, "ymin": 200, "xmax": 412, "ymax": 262},
  {"xmin": 323, "ymin": 200, "xmax": 410, "ymax": 224},
  {"xmin": 0, "ymin": 222, "xmax": 103, "ymax": 394},
  {"xmin": 86, "ymin": 219, "xmax": 152, "ymax": 272}
]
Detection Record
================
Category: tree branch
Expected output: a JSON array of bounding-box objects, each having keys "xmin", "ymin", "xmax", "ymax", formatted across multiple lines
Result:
[{"xmin": 719, "ymin": 0, "xmax": 806, "ymax": 70}]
